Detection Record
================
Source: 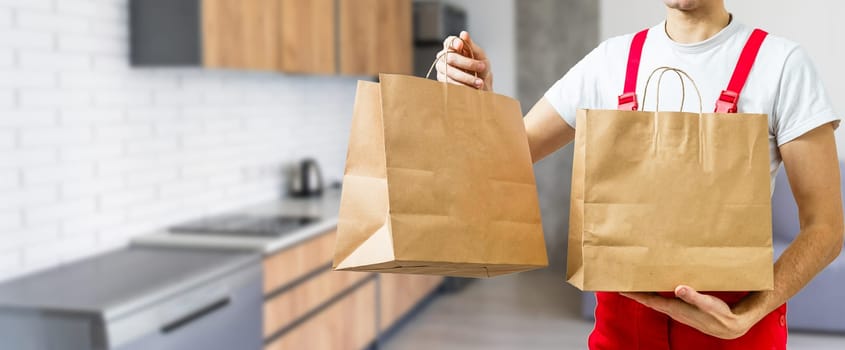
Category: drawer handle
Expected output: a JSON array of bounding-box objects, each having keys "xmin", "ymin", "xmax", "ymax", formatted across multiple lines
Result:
[{"xmin": 160, "ymin": 297, "xmax": 231, "ymax": 334}]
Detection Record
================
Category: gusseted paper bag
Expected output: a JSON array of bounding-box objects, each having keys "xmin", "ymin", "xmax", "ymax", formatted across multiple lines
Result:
[
  {"xmin": 567, "ymin": 69, "xmax": 773, "ymax": 292},
  {"xmin": 333, "ymin": 74, "xmax": 548, "ymax": 278}
]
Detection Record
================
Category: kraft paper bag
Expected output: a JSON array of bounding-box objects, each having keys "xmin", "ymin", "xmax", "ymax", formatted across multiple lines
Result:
[
  {"xmin": 567, "ymin": 68, "xmax": 774, "ymax": 292},
  {"xmin": 333, "ymin": 74, "xmax": 548, "ymax": 278}
]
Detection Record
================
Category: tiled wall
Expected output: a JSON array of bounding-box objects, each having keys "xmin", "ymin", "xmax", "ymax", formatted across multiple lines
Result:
[{"xmin": 0, "ymin": 0, "xmax": 359, "ymax": 281}]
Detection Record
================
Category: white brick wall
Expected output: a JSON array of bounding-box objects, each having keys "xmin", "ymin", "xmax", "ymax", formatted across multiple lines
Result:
[{"xmin": 0, "ymin": 0, "xmax": 358, "ymax": 281}]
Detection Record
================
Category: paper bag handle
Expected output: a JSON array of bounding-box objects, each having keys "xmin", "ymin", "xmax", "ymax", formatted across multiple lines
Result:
[
  {"xmin": 425, "ymin": 37, "xmax": 479, "ymax": 82},
  {"xmin": 641, "ymin": 66, "xmax": 703, "ymax": 115}
]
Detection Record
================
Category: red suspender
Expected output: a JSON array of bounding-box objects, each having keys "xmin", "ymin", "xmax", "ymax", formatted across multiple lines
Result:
[
  {"xmin": 619, "ymin": 27, "xmax": 768, "ymax": 113},
  {"xmin": 618, "ymin": 29, "xmax": 649, "ymax": 110},
  {"xmin": 715, "ymin": 28, "xmax": 768, "ymax": 113}
]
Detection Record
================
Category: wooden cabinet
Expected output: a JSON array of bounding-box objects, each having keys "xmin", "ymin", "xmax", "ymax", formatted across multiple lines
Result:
[
  {"xmin": 260, "ymin": 228, "xmax": 440, "ymax": 349},
  {"xmin": 278, "ymin": 0, "xmax": 336, "ymax": 74},
  {"xmin": 263, "ymin": 268, "xmax": 370, "ymax": 337},
  {"xmin": 266, "ymin": 279, "xmax": 377, "ymax": 350},
  {"xmin": 339, "ymin": 0, "xmax": 413, "ymax": 75},
  {"xmin": 262, "ymin": 230, "xmax": 337, "ymax": 294},
  {"xmin": 379, "ymin": 274, "xmax": 444, "ymax": 332},
  {"xmin": 130, "ymin": 0, "xmax": 280, "ymax": 70},
  {"xmin": 131, "ymin": 0, "xmax": 411, "ymax": 75},
  {"xmin": 262, "ymin": 229, "xmax": 376, "ymax": 349},
  {"xmin": 202, "ymin": 0, "xmax": 279, "ymax": 70}
]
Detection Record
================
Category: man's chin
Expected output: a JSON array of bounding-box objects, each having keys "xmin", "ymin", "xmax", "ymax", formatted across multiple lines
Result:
[{"xmin": 663, "ymin": 0, "xmax": 704, "ymax": 11}]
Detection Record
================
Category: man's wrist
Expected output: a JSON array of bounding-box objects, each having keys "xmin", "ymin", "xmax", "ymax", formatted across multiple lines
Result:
[{"xmin": 732, "ymin": 292, "xmax": 776, "ymax": 328}]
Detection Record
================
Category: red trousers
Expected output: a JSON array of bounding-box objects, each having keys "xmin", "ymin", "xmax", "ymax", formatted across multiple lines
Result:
[{"xmin": 589, "ymin": 292, "xmax": 788, "ymax": 350}]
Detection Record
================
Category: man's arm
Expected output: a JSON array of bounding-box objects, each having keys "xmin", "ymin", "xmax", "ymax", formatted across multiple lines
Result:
[
  {"xmin": 736, "ymin": 122, "xmax": 844, "ymax": 323},
  {"xmin": 623, "ymin": 122, "xmax": 844, "ymax": 339},
  {"xmin": 524, "ymin": 97, "xmax": 576, "ymax": 162}
]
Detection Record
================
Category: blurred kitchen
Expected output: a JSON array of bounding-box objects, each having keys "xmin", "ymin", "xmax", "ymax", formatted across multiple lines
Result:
[{"xmin": 0, "ymin": 0, "xmax": 843, "ymax": 349}]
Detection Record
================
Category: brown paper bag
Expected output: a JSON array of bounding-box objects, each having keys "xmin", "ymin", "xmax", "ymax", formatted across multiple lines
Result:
[
  {"xmin": 332, "ymin": 73, "xmax": 548, "ymax": 278},
  {"xmin": 567, "ymin": 68, "xmax": 773, "ymax": 292}
]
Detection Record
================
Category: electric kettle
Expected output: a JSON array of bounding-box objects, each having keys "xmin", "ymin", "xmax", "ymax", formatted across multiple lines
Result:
[{"xmin": 287, "ymin": 158, "xmax": 323, "ymax": 197}]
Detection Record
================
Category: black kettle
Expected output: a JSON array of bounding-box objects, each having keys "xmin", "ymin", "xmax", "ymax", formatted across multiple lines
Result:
[{"xmin": 288, "ymin": 158, "xmax": 323, "ymax": 197}]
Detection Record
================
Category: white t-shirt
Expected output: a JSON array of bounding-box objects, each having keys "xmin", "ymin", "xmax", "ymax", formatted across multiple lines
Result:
[{"xmin": 544, "ymin": 19, "xmax": 839, "ymax": 187}]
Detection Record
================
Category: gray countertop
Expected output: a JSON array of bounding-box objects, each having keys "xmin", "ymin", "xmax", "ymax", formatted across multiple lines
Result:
[
  {"xmin": 0, "ymin": 246, "xmax": 259, "ymax": 319},
  {"xmin": 131, "ymin": 188, "xmax": 342, "ymax": 255}
]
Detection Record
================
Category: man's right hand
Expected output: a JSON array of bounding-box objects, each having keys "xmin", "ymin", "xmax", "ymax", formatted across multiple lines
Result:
[
  {"xmin": 436, "ymin": 31, "xmax": 575, "ymax": 163},
  {"xmin": 436, "ymin": 31, "xmax": 493, "ymax": 91}
]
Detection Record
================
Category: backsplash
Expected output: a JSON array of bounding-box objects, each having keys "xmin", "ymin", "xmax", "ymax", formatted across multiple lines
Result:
[{"xmin": 0, "ymin": 0, "xmax": 359, "ymax": 281}]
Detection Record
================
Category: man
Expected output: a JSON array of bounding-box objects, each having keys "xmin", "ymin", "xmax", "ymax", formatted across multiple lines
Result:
[{"xmin": 436, "ymin": 0, "xmax": 843, "ymax": 349}]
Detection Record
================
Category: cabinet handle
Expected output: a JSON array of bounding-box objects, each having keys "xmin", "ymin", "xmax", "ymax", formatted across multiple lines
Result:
[{"xmin": 160, "ymin": 297, "xmax": 231, "ymax": 334}]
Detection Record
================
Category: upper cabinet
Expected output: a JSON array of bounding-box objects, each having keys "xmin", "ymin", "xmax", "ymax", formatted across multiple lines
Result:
[
  {"xmin": 129, "ymin": 0, "xmax": 411, "ymax": 76},
  {"xmin": 201, "ymin": 0, "xmax": 279, "ymax": 70},
  {"xmin": 339, "ymin": 0, "xmax": 412, "ymax": 76},
  {"xmin": 278, "ymin": 0, "xmax": 336, "ymax": 74}
]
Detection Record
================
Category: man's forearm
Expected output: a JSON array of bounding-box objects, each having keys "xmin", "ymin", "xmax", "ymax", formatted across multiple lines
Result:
[
  {"xmin": 736, "ymin": 123, "xmax": 845, "ymax": 324},
  {"xmin": 735, "ymin": 224, "xmax": 844, "ymax": 322},
  {"xmin": 523, "ymin": 98, "xmax": 576, "ymax": 163}
]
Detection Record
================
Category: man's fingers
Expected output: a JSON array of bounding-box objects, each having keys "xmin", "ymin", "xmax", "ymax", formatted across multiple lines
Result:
[
  {"xmin": 458, "ymin": 31, "xmax": 488, "ymax": 60},
  {"xmin": 443, "ymin": 35, "xmax": 460, "ymax": 51},
  {"xmin": 445, "ymin": 52, "xmax": 486, "ymax": 74},
  {"xmin": 622, "ymin": 292, "xmax": 699, "ymax": 322},
  {"xmin": 437, "ymin": 31, "xmax": 488, "ymax": 90},
  {"xmin": 436, "ymin": 60, "xmax": 482, "ymax": 88},
  {"xmin": 437, "ymin": 72, "xmax": 473, "ymax": 88},
  {"xmin": 444, "ymin": 31, "xmax": 488, "ymax": 61},
  {"xmin": 436, "ymin": 49, "xmax": 486, "ymax": 73},
  {"xmin": 675, "ymin": 285, "xmax": 720, "ymax": 313}
]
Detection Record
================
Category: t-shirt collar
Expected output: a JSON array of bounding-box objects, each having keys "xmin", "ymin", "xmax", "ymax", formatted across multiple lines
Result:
[{"xmin": 655, "ymin": 14, "xmax": 742, "ymax": 54}]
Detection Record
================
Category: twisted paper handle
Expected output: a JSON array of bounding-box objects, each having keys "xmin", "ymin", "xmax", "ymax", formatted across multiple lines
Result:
[{"xmin": 641, "ymin": 66, "xmax": 703, "ymax": 115}]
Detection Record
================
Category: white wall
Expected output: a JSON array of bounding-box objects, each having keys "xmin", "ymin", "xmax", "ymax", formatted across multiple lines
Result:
[
  {"xmin": 442, "ymin": 0, "xmax": 517, "ymax": 97},
  {"xmin": 600, "ymin": 0, "xmax": 845, "ymax": 158},
  {"xmin": 0, "ymin": 0, "xmax": 357, "ymax": 281}
]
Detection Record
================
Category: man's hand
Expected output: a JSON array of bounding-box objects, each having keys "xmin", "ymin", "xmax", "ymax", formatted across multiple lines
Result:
[
  {"xmin": 436, "ymin": 31, "xmax": 494, "ymax": 91},
  {"xmin": 621, "ymin": 286, "xmax": 763, "ymax": 340}
]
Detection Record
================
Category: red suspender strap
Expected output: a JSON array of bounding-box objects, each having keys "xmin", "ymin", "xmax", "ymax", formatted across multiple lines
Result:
[
  {"xmin": 716, "ymin": 28, "xmax": 769, "ymax": 113},
  {"xmin": 618, "ymin": 29, "xmax": 649, "ymax": 110}
]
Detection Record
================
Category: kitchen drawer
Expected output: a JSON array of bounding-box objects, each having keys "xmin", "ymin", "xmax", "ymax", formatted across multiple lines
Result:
[
  {"xmin": 265, "ymin": 280, "xmax": 377, "ymax": 350},
  {"xmin": 379, "ymin": 274, "xmax": 443, "ymax": 332},
  {"xmin": 263, "ymin": 268, "xmax": 371, "ymax": 338},
  {"xmin": 263, "ymin": 230, "xmax": 336, "ymax": 294}
]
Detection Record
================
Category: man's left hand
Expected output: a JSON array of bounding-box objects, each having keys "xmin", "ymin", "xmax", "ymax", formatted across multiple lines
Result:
[{"xmin": 621, "ymin": 286, "xmax": 761, "ymax": 340}]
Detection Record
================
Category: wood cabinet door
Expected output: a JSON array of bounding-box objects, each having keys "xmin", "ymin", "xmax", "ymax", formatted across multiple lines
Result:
[
  {"xmin": 339, "ymin": 0, "xmax": 412, "ymax": 75},
  {"xmin": 278, "ymin": 0, "xmax": 336, "ymax": 74},
  {"xmin": 263, "ymin": 230, "xmax": 336, "ymax": 294},
  {"xmin": 379, "ymin": 274, "xmax": 443, "ymax": 332},
  {"xmin": 202, "ymin": 0, "xmax": 278, "ymax": 70},
  {"xmin": 263, "ymin": 269, "xmax": 371, "ymax": 338},
  {"xmin": 265, "ymin": 280, "xmax": 377, "ymax": 350}
]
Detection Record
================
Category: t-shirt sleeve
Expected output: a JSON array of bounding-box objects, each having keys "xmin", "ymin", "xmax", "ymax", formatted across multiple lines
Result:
[
  {"xmin": 543, "ymin": 43, "xmax": 606, "ymax": 129},
  {"xmin": 772, "ymin": 46, "xmax": 840, "ymax": 146}
]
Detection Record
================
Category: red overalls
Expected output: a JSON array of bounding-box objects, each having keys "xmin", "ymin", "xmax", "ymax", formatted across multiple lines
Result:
[{"xmin": 589, "ymin": 28, "xmax": 789, "ymax": 350}]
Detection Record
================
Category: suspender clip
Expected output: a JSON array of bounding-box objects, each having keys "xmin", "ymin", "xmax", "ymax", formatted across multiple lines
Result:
[
  {"xmin": 617, "ymin": 92, "xmax": 639, "ymax": 111},
  {"xmin": 715, "ymin": 90, "xmax": 739, "ymax": 113}
]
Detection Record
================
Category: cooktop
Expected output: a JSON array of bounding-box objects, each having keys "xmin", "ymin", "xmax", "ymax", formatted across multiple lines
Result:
[{"xmin": 169, "ymin": 214, "xmax": 320, "ymax": 238}]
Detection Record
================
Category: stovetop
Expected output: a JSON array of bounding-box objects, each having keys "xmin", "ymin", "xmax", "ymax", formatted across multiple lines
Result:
[{"xmin": 169, "ymin": 214, "xmax": 321, "ymax": 238}]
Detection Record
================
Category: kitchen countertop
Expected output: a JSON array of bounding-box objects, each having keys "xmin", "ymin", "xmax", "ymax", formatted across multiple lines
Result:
[
  {"xmin": 131, "ymin": 188, "xmax": 341, "ymax": 255},
  {"xmin": 0, "ymin": 246, "xmax": 260, "ymax": 319}
]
